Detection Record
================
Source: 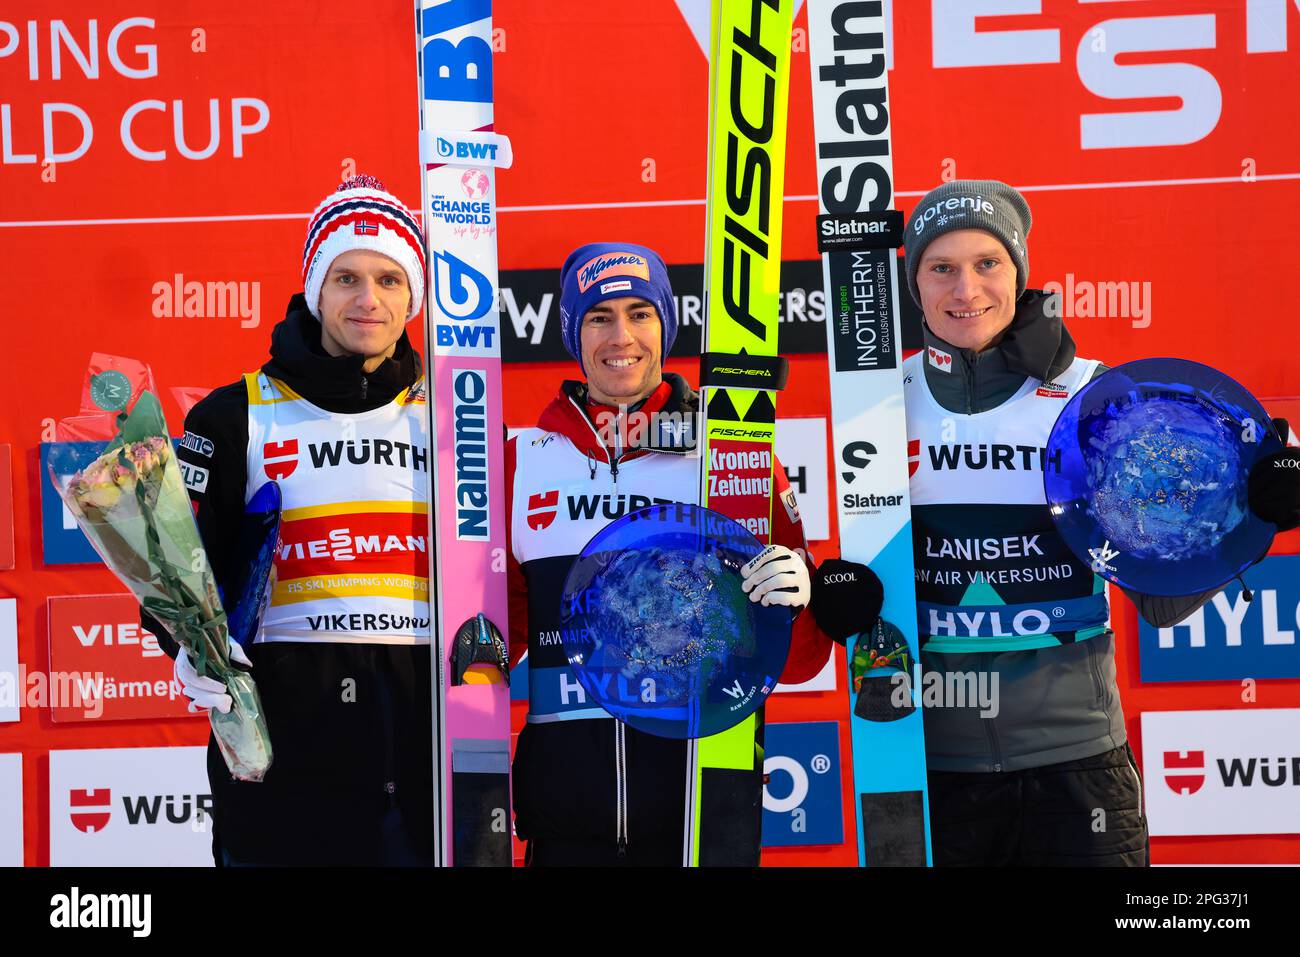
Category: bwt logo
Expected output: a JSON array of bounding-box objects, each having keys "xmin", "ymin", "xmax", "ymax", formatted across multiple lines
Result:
[
  {"xmin": 1163, "ymin": 750, "xmax": 1206, "ymax": 796},
  {"xmin": 436, "ymin": 137, "xmax": 499, "ymax": 162},
  {"xmin": 433, "ymin": 249, "xmax": 494, "ymax": 324},
  {"xmin": 69, "ymin": 788, "xmax": 214, "ymax": 831}
]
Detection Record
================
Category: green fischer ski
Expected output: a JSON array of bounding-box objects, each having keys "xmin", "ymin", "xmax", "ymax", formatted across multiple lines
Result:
[{"xmin": 686, "ymin": 0, "xmax": 796, "ymax": 868}]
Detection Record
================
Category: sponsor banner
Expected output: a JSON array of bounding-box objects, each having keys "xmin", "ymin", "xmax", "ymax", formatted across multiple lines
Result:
[
  {"xmin": 761, "ymin": 721, "xmax": 844, "ymax": 847},
  {"xmin": 826, "ymin": 250, "xmax": 901, "ymax": 373},
  {"xmin": 422, "ymin": 129, "xmax": 513, "ymax": 169},
  {"xmin": 1139, "ymin": 555, "xmax": 1300, "ymax": 682},
  {"xmin": 46, "ymin": 595, "xmax": 193, "ymax": 723},
  {"xmin": 40, "ymin": 442, "xmax": 106, "ymax": 565},
  {"xmin": 0, "ymin": 599, "xmax": 16, "ymax": 723},
  {"xmin": 0, "ymin": 444, "xmax": 12, "ymax": 570},
  {"xmin": 705, "ymin": 440, "xmax": 775, "ymax": 541},
  {"xmin": 773, "ymin": 417, "xmax": 829, "ymax": 543},
  {"xmin": 816, "ymin": 211, "xmax": 904, "ymax": 253},
  {"xmin": 274, "ymin": 505, "xmax": 430, "ymax": 582},
  {"xmin": 1140, "ymin": 709, "xmax": 1300, "ymax": 837},
  {"xmin": 497, "ymin": 261, "xmax": 924, "ymax": 363},
  {"xmin": 50, "ymin": 746, "xmax": 214, "ymax": 866},
  {"xmin": 0, "ymin": 753, "xmax": 20, "ymax": 865}
]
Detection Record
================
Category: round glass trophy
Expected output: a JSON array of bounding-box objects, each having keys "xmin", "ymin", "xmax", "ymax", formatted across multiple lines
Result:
[
  {"xmin": 559, "ymin": 503, "xmax": 793, "ymax": 739},
  {"xmin": 1044, "ymin": 358, "xmax": 1282, "ymax": 596}
]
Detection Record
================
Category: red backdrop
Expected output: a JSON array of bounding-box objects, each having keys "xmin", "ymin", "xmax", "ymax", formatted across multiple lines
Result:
[{"xmin": 2, "ymin": 0, "xmax": 1297, "ymax": 865}]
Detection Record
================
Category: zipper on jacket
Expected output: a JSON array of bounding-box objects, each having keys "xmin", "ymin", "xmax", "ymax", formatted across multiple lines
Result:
[
  {"xmin": 360, "ymin": 374, "xmax": 369, "ymax": 403},
  {"xmin": 979, "ymin": 652, "xmax": 1004, "ymax": 771},
  {"xmin": 1125, "ymin": 744, "xmax": 1145, "ymax": 822},
  {"xmin": 614, "ymin": 722, "xmax": 628, "ymax": 857}
]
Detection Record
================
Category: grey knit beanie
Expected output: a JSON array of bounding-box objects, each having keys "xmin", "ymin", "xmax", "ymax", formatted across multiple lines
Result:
[{"xmin": 903, "ymin": 179, "xmax": 1031, "ymax": 307}]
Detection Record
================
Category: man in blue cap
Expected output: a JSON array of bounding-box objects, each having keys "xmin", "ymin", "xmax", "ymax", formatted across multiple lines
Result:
[{"xmin": 502, "ymin": 242, "xmax": 833, "ymax": 865}]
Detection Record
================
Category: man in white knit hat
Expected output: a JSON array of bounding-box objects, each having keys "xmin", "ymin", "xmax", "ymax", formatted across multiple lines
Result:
[{"xmin": 145, "ymin": 174, "xmax": 438, "ymax": 866}]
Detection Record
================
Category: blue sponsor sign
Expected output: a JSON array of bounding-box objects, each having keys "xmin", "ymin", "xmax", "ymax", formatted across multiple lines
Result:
[
  {"xmin": 761, "ymin": 720, "xmax": 843, "ymax": 848},
  {"xmin": 1139, "ymin": 554, "xmax": 1300, "ymax": 682},
  {"xmin": 40, "ymin": 442, "xmax": 108, "ymax": 565}
]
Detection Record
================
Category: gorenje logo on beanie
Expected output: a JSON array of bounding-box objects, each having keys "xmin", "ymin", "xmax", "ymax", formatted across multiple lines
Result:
[{"xmin": 911, "ymin": 194, "xmax": 996, "ymax": 235}]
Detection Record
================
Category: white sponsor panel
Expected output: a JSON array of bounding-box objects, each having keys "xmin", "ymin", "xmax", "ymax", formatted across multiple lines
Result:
[
  {"xmin": 1141, "ymin": 708, "xmax": 1300, "ymax": 837},
  {"xmin": 50, "ymin": 746, "xmax": 213, "ymax": 866},
  {"xmin": 0, "ymin": 753, "xmax": 22, "ymax": 865},
  {"xmin": 0, "ymin": 599, "xmax": 17, "ymax": 723},
  {"xmin": 773, "ymin": 417, "xmax": 829, "ymax": 542}
]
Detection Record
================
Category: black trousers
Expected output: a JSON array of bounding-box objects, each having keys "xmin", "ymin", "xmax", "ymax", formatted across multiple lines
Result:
[
  {"xmin": 524, "ymin": 836, "xmax": 682, "ymax": 867},
  {"xmin": 927, "ymin": 743, "xmax": 1150, "ymax": 866}
]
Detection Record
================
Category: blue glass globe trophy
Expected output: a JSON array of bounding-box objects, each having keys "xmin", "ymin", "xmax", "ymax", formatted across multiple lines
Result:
[
  {"xmin": 1044, "ymin": 358, "xmax": 1283, "ymax": 596},
  {"xmin": 559, "ymin": 503, "xmax": 793, "ymax": 739}
]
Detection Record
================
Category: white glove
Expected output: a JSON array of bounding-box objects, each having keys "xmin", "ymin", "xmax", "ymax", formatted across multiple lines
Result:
[
  {"xmin": 174, "ymin": 642, "xmax": 253, "ymax": 715},
  {"xmin": 740, "ymin": 544, "xmax": 811, "ymax": 609}
]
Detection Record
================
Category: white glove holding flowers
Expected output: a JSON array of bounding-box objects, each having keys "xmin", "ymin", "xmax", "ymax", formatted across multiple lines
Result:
[
  {"xmin": 175, "ymin": 641, "xmax": 253, "ymax": 714},
  {"xmin": 740, "ymin": 544, "xmax": 811, "ymax": 609}
]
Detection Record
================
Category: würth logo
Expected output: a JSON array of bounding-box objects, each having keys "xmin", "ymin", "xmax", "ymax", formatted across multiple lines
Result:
[
  {"xmin": 262, "ymin": 440, "xmax": 299, "ymax": 480},
  {"xmin": 527, "ymin": 490, "xmax": 559, "ymax": 531},
  {"xmin": 907, "ymin": 439, "xmax": 920, "ymax": 478},
  {"xmin": 1164, "ymin": 750, "xmax": 1206, "ymax": 795},
  {"xmin": 69, "ymin": 788, "xmax": 112, "ymax": 833}
]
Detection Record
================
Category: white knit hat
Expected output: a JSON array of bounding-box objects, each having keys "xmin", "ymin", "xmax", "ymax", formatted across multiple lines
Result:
[{"xmin": 301, "ymin": 174, "xmax": 426, "ymax": 321}]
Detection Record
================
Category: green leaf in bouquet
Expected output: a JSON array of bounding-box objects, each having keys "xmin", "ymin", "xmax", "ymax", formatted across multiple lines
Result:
[{"xmin": 106, "ymin": 390, "xmax": 169, "ymax": 453}]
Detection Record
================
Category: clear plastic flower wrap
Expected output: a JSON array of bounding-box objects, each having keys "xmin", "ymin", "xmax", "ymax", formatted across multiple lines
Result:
[{"xmin": 47, "ymin": 390, "xmax": 273, "ymax": 781}]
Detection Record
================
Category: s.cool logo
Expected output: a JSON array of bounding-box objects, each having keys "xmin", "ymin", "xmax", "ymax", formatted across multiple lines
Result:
[
  {"xmin": 760, "ymin": 721, "xmax": 843, "ymax": 848},
  {"xmin": 432, "ymin": 250, "xmax": 494, "ymax": 322}
]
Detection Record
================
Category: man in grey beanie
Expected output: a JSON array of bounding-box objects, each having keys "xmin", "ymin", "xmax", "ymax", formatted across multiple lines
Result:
[{"xmin": 819, "ymin": 179, "xmax": 1297, "ymax": 866}]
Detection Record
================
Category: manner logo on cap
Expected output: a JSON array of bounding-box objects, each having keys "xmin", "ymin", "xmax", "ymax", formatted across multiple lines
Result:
[{"xmin": 576, "ymin": 253, "xmax": 650, "ymax": 293}]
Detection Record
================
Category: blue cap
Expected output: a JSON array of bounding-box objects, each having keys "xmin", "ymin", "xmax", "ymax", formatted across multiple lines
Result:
[{"xmin": 559, "ymin": 242, "xmax": 678, "ymax": 372}]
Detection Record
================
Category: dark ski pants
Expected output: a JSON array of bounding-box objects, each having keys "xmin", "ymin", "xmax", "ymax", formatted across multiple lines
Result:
[
  {"xmin": 926, "ymin": 743, "xmax": 1150, "ymax": 866},
  {"xmin": 524, "ymin": 836, "xmax": 682, "ymax": 867}
]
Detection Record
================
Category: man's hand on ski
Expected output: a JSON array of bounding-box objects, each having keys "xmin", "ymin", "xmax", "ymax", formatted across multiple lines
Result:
[
  {"xmin": 741, "ymin": 544, "xmax": 810, "ymax": 609},
  {"xmin": 1249, "ymin": 418, "xmax": 1300, "ymax": 533},
  {"xmin": 175, "ymin": 641, "xmax": 252, "ymax": 715},
  {"xmin": 810, "ymin": 558, "xmax": 884, "ymax": 645}
]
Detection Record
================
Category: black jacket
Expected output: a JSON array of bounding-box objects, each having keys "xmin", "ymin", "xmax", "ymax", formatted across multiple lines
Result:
[
  {"xmin": 147, "ymin": 294, "xmax": 434, "ymax": 865},
  {"xmin": 917, "ymin": 291, "xmax": 1219, "ymax": 772}
]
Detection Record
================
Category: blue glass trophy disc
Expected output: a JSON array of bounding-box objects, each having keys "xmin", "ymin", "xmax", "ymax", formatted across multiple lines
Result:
[
  {"xmin": 1045, "ymin": 358, "xmax": 1282, "ymax": 596},
  {"xmin": 559, "ymin": 503, "xmax": 792, "ymax": 739},
  {"xmin": 225, "ymin": 481, "xmax": 282, "ymax": 649}
]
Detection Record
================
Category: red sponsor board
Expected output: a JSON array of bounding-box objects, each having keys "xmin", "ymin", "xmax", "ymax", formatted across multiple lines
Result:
[
  {"xmin": 0, "ymin": 445, "xmax": 12, "ymax": 570},
  {"xmin": 705, "ymin": 440, "xmax": 777, "ymax": 540},
  {"xmin": 46, "ymin": 595, "xmax": 194, "ymax": 723}
]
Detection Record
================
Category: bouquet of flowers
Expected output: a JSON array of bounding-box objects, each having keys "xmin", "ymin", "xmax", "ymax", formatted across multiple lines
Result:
[{"xmin": 48, "ymin": 390, "xmax": 272, "ymax": 781}]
